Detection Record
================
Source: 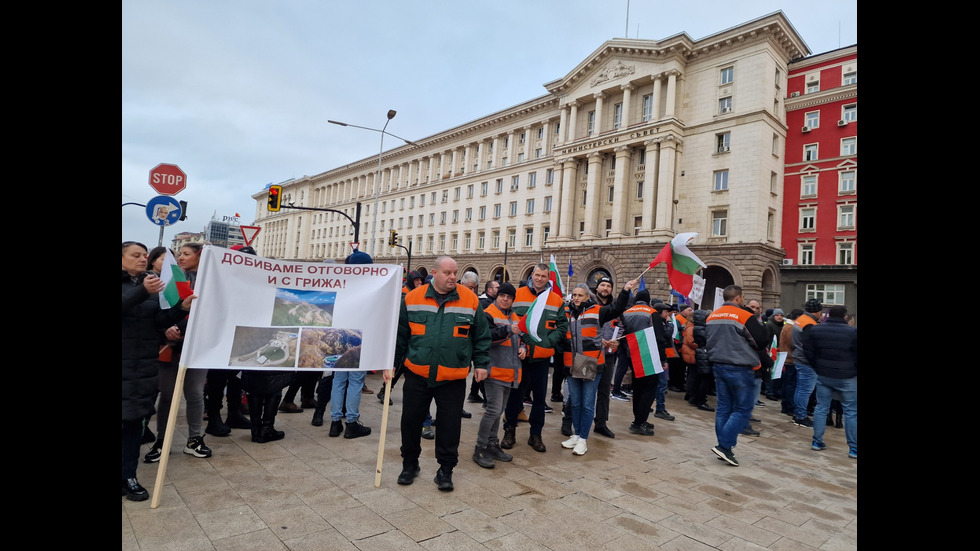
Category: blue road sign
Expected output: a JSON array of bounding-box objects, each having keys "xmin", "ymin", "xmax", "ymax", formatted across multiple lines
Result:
[{"xmin": 146, "ymin": 195, "xmax": 183, "ymax": 226}]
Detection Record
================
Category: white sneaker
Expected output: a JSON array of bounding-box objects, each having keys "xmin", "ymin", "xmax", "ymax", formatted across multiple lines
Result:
[
  {"xmin": 572, "ymin": 439, "xmax": 588, "ymax": 455},
  {"xmin": 561, "ymin": 435, "xmax": 580, "ymax": 449}
]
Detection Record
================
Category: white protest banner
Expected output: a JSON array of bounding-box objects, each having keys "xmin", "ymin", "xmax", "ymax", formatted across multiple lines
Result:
[
  {"xmin": 181, "ymin": 246, "xmax": 402, "ymax": 373},
  {"xmin": 688, "ymin": 273, "xmax": 705, "ymax": 306},
  {"xmin": 770, "ymin": 351, "xmax": 788, "ymax": 379}
]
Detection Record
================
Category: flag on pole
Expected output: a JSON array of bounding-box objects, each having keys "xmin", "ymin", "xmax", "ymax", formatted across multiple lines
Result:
[
  {"xmin": 649, "ymin": 232, "xmax": 706, "ymax": 297},
  {"xmin": 768, "ymin": 334, "xmax": 778, "ymax": 363},
  {"xmin": 637, "ymin": 276, "xmax": 646, "ymax": 294},
  {"xmin": 159, "ymin": 248, "xmax": 193, "ymax": 309},
  {"xmin": 548, "ymin": 255, "xmax": 565, "ymax": 298},
  {"xmin": 518, "ymin": 281, "xmax": 553, "ymax": 344},
  {"xmin": 568, "ymin": 255, "xmax": 574, "ymax": 278},
  {"xmin": 625, "ymin": 326, "xmax": 664, "ymax": 377}
]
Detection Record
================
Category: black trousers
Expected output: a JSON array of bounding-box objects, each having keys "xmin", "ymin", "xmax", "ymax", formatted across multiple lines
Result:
[
  {"xmin": 122, "ymin": 419, "xmax": 144, "ymax": 480},
  {"xmin": 593, "ymin": 356, "xmax": 615, "ymax": 426},
  {"xmin": 400, "ymin": 371, "xmax": 466, "ymax": 470},
  {"xmin": 205, "ymin": 369, "xmax": 243, "ymax": 412},
  {"xmin": 631, "ymin": 373, "xmax": 658, "ymax": 425}
]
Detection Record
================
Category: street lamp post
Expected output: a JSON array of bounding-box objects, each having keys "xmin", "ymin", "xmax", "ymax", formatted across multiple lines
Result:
[{"xmin": 328, "ymin": 111, "xmax": 415, "ymax": 257}]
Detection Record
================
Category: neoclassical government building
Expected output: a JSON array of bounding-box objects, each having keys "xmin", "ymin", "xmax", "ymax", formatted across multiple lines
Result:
[{"xmin": 251, "ymin": 12, "xmax": 810, "ymax": 309}]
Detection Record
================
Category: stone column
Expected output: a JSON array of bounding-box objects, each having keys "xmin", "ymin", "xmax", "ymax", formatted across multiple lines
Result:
[
  {"xmin": 665, "ymin": 70, "xmax": 679, "ymax": 119},
  {"xmin": 522, "ymin": 125, "xmax": 532, "ymax": 161},
  {"xmin": 641, "ymin": 140, "xmax": 658, "ymax": 234},
  {"xmin": 568, "ymin": 101, "xmax": 579, "ymax": 142},
  {"xmin": 464, "ymin": 144, "xmax": 473, "ymax": 175},
  {"xmin": 475, "ymin": 141, "xmax": 484, "ymax": 173},
  {"xmin": 558, "ymin": 157, "xmax": 577, "ymax": 239},
  {"xmin": 491, "ymin": 136, "xmax": 500, "ymax": 168},
  {"xmin": 610, "ymin": 146, "xmax": 631, "ymax": 237},
  {"xmin": 593, "ymin": 92, "xmax": 605, "ymax": 136},
  {"xmin": 583, "ymin": 151, "xmax": 602, "ymax": 238},
  {"xmin": 651, "ymin": 75, "xmax": 663, "ymax": 121},
  {"xmin": 655, "ymin": 135, "xmax": 681, "ymax": 231},
  {"xmin": 558, "ymin": 105, "xmax": 569, "ymax": 144},
  {"xmin": 621, "ymin": 83, "xmax": 634, "ymax": 128}
]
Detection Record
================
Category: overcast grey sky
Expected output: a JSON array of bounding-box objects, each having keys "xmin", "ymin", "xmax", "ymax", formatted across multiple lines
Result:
[{"xmin": 122, "ymin": 0, "xmax": 857, "ymax": 250}]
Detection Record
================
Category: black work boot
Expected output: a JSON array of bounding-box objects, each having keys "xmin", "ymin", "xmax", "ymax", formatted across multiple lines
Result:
[
  {"xmin": 205, "ymin": 409, "xmax": 231, "ymax": 437},
  {"xmin": 434, "ymin": 467, "xmax": 454, "ymax": 491},
  {"xmin": 343, "ymin": 419, "xmax": 372, "ymax": 439},
  {"xmin": 248, "ymin": 394, "xmax": 263, "ymax": 441},
  {"xmin": 473, "ymin": 444, "xmax": 495, "ymax": 468},
  {"xmin": 560, "ymin": 416, "xmax": 573, "ymax": 436},
  {"xmin": 225, "ymin": 398, "xmax": 251, "ymax": 430},
  {"xmin": 500, "ymin": 426, "xmax": 516, "ymax": 449},
  {"xmin": 254, "ymin": 393, "xmax": 284, "ymax": 443},
  {"xmin": 486, "ymin": 438, "xmax": 513, "ymax": 462}
]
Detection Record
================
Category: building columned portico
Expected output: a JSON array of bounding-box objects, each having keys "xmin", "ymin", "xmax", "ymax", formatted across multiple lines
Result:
[{"xmin": 252, "ymin": 12, "xmax": 809, "ymax": 309}]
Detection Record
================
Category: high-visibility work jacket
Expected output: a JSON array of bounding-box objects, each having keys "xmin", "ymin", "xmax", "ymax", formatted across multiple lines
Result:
[
  {"xmin": 484, "ymin": 303, "xmax": 522, "ymax": 386},
  {"xmin": 562, "ymin": 303, "xmax": 605, "ymax": 369},
  {"xmin": 512, "ymin": 285, "xmax": 567, "ymax": 360},
  {"xmin": 397, "ymin": 283, "xmax": 490, "ymax": 385},
  {"xmin": 705, "ymin": 303, "xmax": 761, "ymax": 369}
]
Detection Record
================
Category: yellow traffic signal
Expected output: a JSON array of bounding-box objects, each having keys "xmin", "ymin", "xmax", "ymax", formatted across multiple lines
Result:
[
  {"xmin": 267, "ymin": 185, "xmax": 282, "ymax": 212},
  {"xmin": 389, "ymin": 229, "xmax": 398, "ymax": 246}
]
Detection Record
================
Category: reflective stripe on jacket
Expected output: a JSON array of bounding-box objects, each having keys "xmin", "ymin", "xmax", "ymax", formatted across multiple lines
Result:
[
  {"xmin": 513, "ymin": 285, "xmax": 566, "ymax": 359},
  {"xmin": 562, "ymin": 303, "xmax": 605, "ymax": 368}
]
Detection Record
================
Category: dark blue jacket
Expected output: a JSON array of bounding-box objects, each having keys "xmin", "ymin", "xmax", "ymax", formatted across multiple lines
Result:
[{"xmin": 802, "ymin": 318, "xmax": 857, "ymax": 379}]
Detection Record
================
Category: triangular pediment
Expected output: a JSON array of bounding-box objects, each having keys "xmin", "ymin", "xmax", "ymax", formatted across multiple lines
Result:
[{"xmin": 836, "ymin": 159, "xmax": 857, "ymax": 169}]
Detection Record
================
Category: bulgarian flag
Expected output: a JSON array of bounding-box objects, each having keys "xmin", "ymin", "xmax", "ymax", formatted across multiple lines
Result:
[
  {"xmin": 518, "ymin": 281, "xmax": 552, "ymax": 344},
  {"xmin": 159, "ymin": 248, "xmax": 193, "ymax": 309},
  {"xmin": 625, "ymin": 326, "xmax": 664, "ymax": 377},
  {"xmin": 548, "ymin": 255, "xmax": 565, "ymax": 298},
  {"xmin": 768, "ymin": 334, "xmax": 778, "ymax": 363},
  {"xmin": 649, "ymin": 232, "xmax": 706, "ymax": 297}
]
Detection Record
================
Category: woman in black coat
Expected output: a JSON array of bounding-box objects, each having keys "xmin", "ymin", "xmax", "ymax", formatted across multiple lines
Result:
[{"xmin": 122, "ymin": 241, "xmax": 194, "ymax": 501}]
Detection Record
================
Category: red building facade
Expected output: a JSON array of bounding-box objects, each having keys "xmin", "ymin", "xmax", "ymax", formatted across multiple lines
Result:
[{"xmin": 780, "ymin": 46, "xmax": 857, "ymax": 318}]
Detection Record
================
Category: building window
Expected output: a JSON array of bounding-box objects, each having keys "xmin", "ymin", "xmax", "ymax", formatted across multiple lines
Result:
[
  {"xmin": 838, "ymin": 242, "xmax": 854, "ymax": 265},
  {"xmin": 543, "ymin": 225, "xmax": 550, "ymax": 241},
  {"xmin": 528, "ymin": 172, "xmax": 536, "ymax": 188},
  {"xmin": 428, "ymin": 235, "xmax": 434, "ymax": 252},
  {"xmin": 511, "ymin": 175, "xmax": 520, "ymax": 190},
  {"xmin": 605, "ymin": 219, "xmax": 612, "ymax": 237},
  {"xmin": 487, "ymin": 160, "xmax": 493, "ymax": 169},
  {"xmin": 838, "ymin": 204, "xmax": 855, "ymax": 229},
  {"xmin": 496, "ymin": 179, "xmax": 503, "ymax": 194},
  {"xmin": 841, "ymin": 137, "xmax": 857, "ymax": 156},
  {"xmin": 478, "ymin": 231, "xmax": 485, "ymax": 249},
  {"xmin": 716, "ymin": 132, "xmax": 731, "ymax": 153},
  {"xmin": 507, "ymin": 229, "xmax": 516, "ymax": 248},
  {"xmin": 517, "ymin": 152, "xmax": 525, "ymax": 162},
  {"xmin": 843, "ymin": 104, "xmax": 857, "ymax": 123},
  {"xmin": 613, "ymin": 103, "xmax": 623, "ymax": 129},
  {"xmin": 509, "ymin": 201, "xmax": 518, "ymax": 216},
  {"xmin": 464, "ymin": 233, "xmax": 471, "ymax": 250},
  {"xmin": 465, "ymin": 208, "xmax": 472, "ymax": 221},
  {"xmin": 526, "ymin": 199, "xmax": 534, "ymax": 214},
  {"xmin": 772, "ymin": 133, "xmax": 779, "ymax": 156},
  {"xmin": 410, "ymin": 196, "xmax": 415, "ymax": 208},
  {"xmin": 452, "ymin": 210, "xmax": 458, "ymax": 223},
  {"xmin": 638, "ymin": 149, "xmax": 645, "ymax": 165},
  {"xmin": 843, "ymin": 71, "xmax": 857, "ymax": 85},
  {"xmin": 492, "ymin": 231, "xmax": 500, "ymax": 249},
  {"xmin": 582, "ymin": 190, "xmax": 587, "ymax": 206},
  {"xmin": 454, "ymin": 187, "xmax": 461, "ymax": 200},
  {"xmin": 587, "ymin": 110, "xmax": 595, "ymax": 136},
  {"xmin": 440, "ymin": 212, "xmax": 447, "ymax": 225},
  {"xmin": 544, "ymin": 196, "xmax": 552, "ymax": 212},
  {"xmin": 431, "ymin": 192, "xmax": 437, "ymax": 204},
  {"xmin": 801, "ymin": 175, "xmax": 817, "ymax": 197},
  {"xmin": 800, "ymin": 207, "xmax": 816, "ymax": 231},
  {"xmin": 806, "ymin": 79, "xmax": 820, "ymax": 94},
  {"xmin": 441, "ymin": 190, "xmax": 449, "ymax": 203},
  {"xmin": 770, "ymin": 172, "xmax": 778, "ymax": 193},
  {"xmin": 720, "ymin": 66, "xmax": 734, "ymax": 85},
  {"xmin": 400, "ymin": 198, "xmax": 405, "ymax": 210},
  {"xmin": 712, "ymin": 210, "xmax": 728, "ymax": 236},
  {"xmin": 524, "ymin": 228, "xmax": 533, "ymax": 247},
  {"xmin": 418, "ymin": 214, "xmax": 423, "ymax": 227},
  {"xmin": 493, "ymin": 203, "xmax": 501, "ymax": 218},
  {"xmin": 719, "ymin": 97, "xmax": 732, "ymax": 114},
  {"xmin": 713, "ymin": 170, "xmax": 729, "ymax": 191},
  {"xmin": 768, "ymin": 211, "xmax": 775, "ymax": 240},
  {"xmin": 451, "ymin": 233, "xmax": 457, "ymax": 251},
  {"xmin": 479, "ymin": 206, "xmax": 486, "ymax": 220},
  {"xmin": 636, "ymin": 181, "xmax": 643, "ymax": 199},
  {"xmin": 633, "ymin": 216, "xmax": 642, "ymax": 236},
  {"xmin": 642, "ymin": 94, "xmax": 653, "ymax": 121},
  {"xmin": 579, "ymin": 221, "xmax": 585, "ymax": 237},
  {"xmin": 607, "ymin": 186, "xmax": 614, "ymax": 202},
  {"xmin": 535, "ymin": 148, "xmax": 542, "ymax": 158},
  {"xmin": 806, "ymin": 283, "xmax": 845, "ymax": 305},
  {"xmin": 429, "ymin": 213, "xmax": 435, "ymax": 225},
  {"xmin": 804, "ymin": 144, "xmax": 818, "ymax": 161},
  {"xmin": 439, "ymin": 234, "xmax": 445, "ymax": 251},
  {"xmin": 805, "ymin": 111, "xmax": 819, "ymax": 129},
  {"xmin": 546, "ymin": 169, "xmax": 554, "ymax": 185},
  {"xmin": 840, "ymin": 170, "xmax": 856, "ymax": 194},
  {"xmin": 519, "ymin": 132, "xmax": 526, "ymax": 144},
  {"xmin": 799, "ymin": 244, "xmax": 814, "ymax": 265},
  {"xmin": 537, "ymin": 127, "xmax": 544, "ymax": 139}
]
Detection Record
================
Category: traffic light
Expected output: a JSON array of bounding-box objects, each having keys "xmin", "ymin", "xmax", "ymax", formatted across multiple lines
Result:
[
  {"xmin": 388, "ymin": 229, "xmax": 398, "ymax": 247},
  {"xmin": 178, "ymin": 200, "xmax": 188, "ymax": 221},
  {"xmin": 267, "ymin": 185, "xmax": 282, "ymax": 212}
]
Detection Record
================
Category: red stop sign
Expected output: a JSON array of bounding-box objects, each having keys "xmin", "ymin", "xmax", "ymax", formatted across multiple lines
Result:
[{"xmin": 149, "ymin": 163, "xmax": 187, "ymax": 196}]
